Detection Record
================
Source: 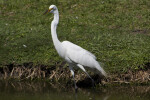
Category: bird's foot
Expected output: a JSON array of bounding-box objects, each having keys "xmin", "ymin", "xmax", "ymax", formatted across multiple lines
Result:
[
  {"xmin": 91, "ymin": 79, "xmax": 95, "ymax": 88},
  {"xmin": 75, "ymin": 85, "xmax": 78, "ymax": 93}
]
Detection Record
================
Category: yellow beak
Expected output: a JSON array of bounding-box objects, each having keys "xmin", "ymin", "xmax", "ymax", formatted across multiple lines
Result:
[{"xmin": 43, "ymin": 8, "xmax": 53, "ymax": 15}]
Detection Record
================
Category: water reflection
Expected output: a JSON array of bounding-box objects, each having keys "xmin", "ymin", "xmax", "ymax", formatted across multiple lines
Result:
[
  {"xmin": 0, "ymin": 81, "xmax": 149, "ymax": 100},
  {"xmin": 75, "ymin": 92, "xmax": 109, "ymax": 100}
]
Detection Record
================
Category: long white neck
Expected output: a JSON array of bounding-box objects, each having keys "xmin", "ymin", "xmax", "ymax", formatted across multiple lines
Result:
[
  {"xmin": 51, "ymin": 9, "xmax": 64, "ymax": 57},
  {"xmin": 51, "ymin": 9, "xmax": 60, "ymax": 45}
]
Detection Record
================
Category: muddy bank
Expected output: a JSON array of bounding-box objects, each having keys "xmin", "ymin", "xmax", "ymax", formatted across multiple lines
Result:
[{"xmin": 0, "ymin": 62, "xmax": 150, "ymax": 86}]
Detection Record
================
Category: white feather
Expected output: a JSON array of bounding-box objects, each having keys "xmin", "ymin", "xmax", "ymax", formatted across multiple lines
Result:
[
  {"xmin": 48, "ymin": 5, "xmax": 107, "ymax": 78},
  {"xmin": 62, "ymin": 41, "xmax": 107, "ymax": 76}
]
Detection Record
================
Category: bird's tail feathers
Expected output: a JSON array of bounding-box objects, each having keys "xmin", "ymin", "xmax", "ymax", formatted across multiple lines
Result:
[{"xmin": 95, "ymin": 62, "xmax": 107, "ymax": 77}]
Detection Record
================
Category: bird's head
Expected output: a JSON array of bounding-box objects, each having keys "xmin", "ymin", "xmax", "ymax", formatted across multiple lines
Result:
[{"xmin": 44, "ymin": 5, "xmax": 57, "ymax": 15}]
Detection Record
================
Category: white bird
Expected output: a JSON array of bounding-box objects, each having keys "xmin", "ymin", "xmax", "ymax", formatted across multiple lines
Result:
[{"xmin": 44, "ymin": 5, "xmax": 107, "ymax": 89}]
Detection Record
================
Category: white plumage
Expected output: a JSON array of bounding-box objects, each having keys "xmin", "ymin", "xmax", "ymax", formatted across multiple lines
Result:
[
  {"xmin": 45, "ymin": 5, "xmax": 106, "ymax": 89},
  {"xmin": 62, "ymin": 41, "xmax": 106, "ymax": 76}
]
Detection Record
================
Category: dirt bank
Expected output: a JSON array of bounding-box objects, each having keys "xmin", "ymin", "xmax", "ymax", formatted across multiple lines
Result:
[{"xmin": 0, "ymin": 62, "xmax": 149, "ymax": 86}]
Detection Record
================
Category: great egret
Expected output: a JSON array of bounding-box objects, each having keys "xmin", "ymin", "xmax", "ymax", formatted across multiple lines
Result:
[{"xmin": 44, "ymin": 5, "xmax": 107, "ymax": 89}]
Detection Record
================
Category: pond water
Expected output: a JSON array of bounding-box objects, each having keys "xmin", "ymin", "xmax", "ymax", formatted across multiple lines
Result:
[{"xmin": 0, "ymin": 81, "xmax": 149, "ymax": 100}]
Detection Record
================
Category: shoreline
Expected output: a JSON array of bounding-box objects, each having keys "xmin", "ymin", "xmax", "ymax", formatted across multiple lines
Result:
[{"xmin": 0, "ymin": 63, "xmax": 150, "ymax": 86}]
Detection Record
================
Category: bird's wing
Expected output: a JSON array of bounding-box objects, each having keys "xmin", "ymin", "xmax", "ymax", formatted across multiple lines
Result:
[
  {"xmin": 62, "ymin": 41, "xmax": 96, "ymax": 59},
  {"xmin": 62, "ymin": 41, "xmax": 97, "ymax": 66}
]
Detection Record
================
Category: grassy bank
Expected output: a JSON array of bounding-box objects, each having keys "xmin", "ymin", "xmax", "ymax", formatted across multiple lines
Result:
[{"xmin": 0, "ymin": 0, "xmax": 150, "ymax": 74}]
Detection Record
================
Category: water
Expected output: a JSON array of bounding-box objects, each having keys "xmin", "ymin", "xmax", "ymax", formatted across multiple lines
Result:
[{"xmin": 0, "ymin": 81, "xmax": 149, "ymax": 100}]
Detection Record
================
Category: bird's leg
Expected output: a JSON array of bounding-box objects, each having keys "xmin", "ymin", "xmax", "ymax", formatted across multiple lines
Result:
[
  {"xmin": 77, "ymin": 64, "xmax": 95, "ymax": 88},
  {"xmin": 69, "ymin": 66, "xmax": 78, "ymax": 92}
]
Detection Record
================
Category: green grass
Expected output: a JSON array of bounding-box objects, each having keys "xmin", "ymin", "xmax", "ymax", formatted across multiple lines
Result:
[{"xmin": 0, "ymin": 0, "xmax": 150, "ymax": 73}]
